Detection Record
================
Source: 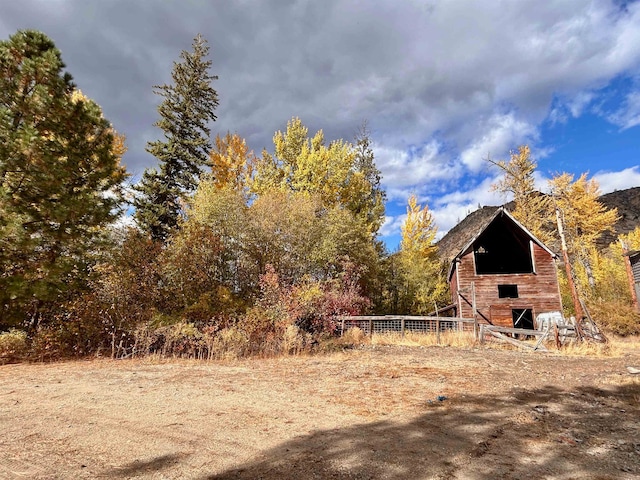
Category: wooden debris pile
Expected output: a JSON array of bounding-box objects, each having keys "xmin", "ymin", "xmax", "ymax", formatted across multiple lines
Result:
[{"xmin": 479, "ymin": 308, "xmax": 607, "ymax": 352}]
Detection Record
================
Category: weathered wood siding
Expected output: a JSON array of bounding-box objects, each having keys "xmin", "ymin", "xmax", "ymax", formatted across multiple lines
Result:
[
  {"xmin": 631, "ymin": 253, "xmax": 640, "ymax": 283},
  {"xmin": 451, "ymin": 243, "xmax": 562, "ymax": 328}
]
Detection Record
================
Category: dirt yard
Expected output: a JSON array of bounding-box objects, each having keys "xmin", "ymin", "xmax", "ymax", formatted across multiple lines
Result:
[{"xmin": 1, "ymin": 344, "xmax": 639, "ymax": 479}]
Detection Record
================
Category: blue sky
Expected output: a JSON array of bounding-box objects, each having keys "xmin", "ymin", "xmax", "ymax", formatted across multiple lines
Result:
[
  {"xmin": 1, "ymin": 1, "xmax": 639, "ymax": 250},
  {"xmin": 380, "ymin": 85, "xmax": 640, "ymax": 248}
]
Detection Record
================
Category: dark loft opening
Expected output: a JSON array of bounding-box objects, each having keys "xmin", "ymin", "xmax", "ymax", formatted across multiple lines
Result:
[
  {"xmin": 498, "ymin": 284, "xmax": 518, "ymax": 298},
  {"xmin": 474, "ymin": 214, "xmax": 534, "ymax": 274},
  {"xmin": 512, "ymin": 308, "xmax": 534, "ymax": 330}
]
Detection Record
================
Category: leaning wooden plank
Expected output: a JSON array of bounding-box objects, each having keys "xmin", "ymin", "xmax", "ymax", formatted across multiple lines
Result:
[
  {"xmin": 487, "ymin": 330, "xmax": 548, "ymax": 352},
  {"xmin": 533, "ymin": 329, "xmax": 550, "ymax": 351},
  {"xmin": 484, "ymin": 326, "xmax": 548, "ymax": 337}
]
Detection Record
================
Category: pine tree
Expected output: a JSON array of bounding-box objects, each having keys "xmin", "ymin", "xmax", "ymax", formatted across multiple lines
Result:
[
  {"xmin": 549, "ymin": 172, "xmax": 619, "ymax": 292},
  {"xmin": 0, "ymin": 30, "xmax": 128, "ymax": 325},
  {"xmin": 350, "ymin": 122, "xmax": 386, "ymax": 234},
  {"xmin": 134, "ymin": 34, "xmax": 219, "ymax": 241}
]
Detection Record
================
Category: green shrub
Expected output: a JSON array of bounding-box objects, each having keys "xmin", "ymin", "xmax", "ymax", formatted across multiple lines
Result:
[{"xmin": 0, "ymin": 329, "xmax": 28, "ymax": 363}]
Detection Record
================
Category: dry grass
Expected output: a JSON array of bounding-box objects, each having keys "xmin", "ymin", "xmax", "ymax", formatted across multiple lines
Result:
[
  {"xmin": 0, "ymin": 329, "xmax": 28, "ymax": 364},
  {"xmin": 610, "ymin": 334, "xmax": 640, "ymax": 352},
  {"xmin": 547, "ymin": 333, "xmax": 640, "ymax": 357},
  {"xmin": 341, "ymin": 329, "xmax": 477, "ymax": 348},
  {"xmin": 553, "ymin": 340, "xmax": 621, "ymax": 357},
  {"xmin": 338, "ymin": 327, "xmax": 639, "ymax": 358}
]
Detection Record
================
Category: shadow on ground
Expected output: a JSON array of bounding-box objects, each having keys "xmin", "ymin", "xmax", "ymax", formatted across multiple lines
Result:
[
  {"xmin": 199, "ymin": 382, "xmax": 640, "ymax": 479},
  {"xmin": 103, "ymin": 453, "xmax": 187, "ymax": 478}
]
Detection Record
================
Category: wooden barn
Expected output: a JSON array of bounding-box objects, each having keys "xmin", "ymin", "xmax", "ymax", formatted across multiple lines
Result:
[{"xmin": 448, "ymin": 207, "xmax": 563, "ymax": 329}]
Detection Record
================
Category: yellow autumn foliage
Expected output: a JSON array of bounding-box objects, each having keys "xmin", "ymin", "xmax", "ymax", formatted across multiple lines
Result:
[
  {"xmin": 251, "ymin": 117, "xmax": 383, "ymax": 235},
  {"xmin": 397, "ymin": 195, "xmax": 448, "ymax": 314},
  {"xmin": 490, "ymin": 145, "xmax": 553, "ymax": 245},
  {"xmin": 208, "ymin": 132, "xmax": 255, "ymax": 195}
]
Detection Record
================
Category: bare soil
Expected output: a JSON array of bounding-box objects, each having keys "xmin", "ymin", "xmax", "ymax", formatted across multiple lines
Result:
[{"xmin": 1, "ymin": 345, "xmax": 639, "ymax": 479}]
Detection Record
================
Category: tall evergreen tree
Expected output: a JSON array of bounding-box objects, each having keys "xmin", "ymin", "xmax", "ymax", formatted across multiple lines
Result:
[
  {"xmin": 352, "ymin": 122, "xmax": 386, "ymax": 234},
  {"xmin": 134, "ymin": 34, "xmax": 219, "ymax": 241},
  {"xmin": 0, "ymin": 30, "xmax": 128, "ymax": 326}
]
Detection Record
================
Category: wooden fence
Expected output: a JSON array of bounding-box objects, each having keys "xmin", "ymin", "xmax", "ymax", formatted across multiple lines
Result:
[{"xmin": 337, "ymin": 315, "xmax": 476, "ymax": 338}]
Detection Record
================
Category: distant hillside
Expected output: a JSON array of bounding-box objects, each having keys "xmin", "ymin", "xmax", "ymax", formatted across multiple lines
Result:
[
  {"xmin": 437, "ymin": 186, "xmax": 640, "ymax": 262},
  {"xmin": 598, "ymin": 186, "xmax": 640, "ymax": 248}
]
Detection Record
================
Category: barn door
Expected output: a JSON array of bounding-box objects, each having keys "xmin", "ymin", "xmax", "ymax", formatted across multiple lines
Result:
[{"xmin": 512, "ymin": 308, "xmax": 533, "ymax": 329}]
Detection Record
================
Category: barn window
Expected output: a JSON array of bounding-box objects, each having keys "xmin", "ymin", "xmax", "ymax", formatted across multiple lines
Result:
[
  {"xmin": 512, "ymin": 309, "xmax": 534, "ymax": 329},
  {"xmin": 498, "ymin": 284, "xmax": 518, "ymax": 298}
]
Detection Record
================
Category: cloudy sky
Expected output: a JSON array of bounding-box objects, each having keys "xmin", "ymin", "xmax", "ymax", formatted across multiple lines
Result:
[{"xmin": 2, "ymin": 0, "xmax": 640, "ymax": 248}]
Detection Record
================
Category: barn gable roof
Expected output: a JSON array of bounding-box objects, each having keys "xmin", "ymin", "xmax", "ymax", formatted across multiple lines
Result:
[{"xmin": 448, "ymin": 207, "xmax": 557, "ymax": 281}]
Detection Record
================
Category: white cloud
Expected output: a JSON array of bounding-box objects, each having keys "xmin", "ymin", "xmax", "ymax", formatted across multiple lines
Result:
[
  {"xmin": 432, "ymin": 176, "xmax": 505, "ymax": 236},
  {"xmin": 568, "ymin": 91, "xmax": 596, "ymax": 118},
  {"xmin": 376, "ymin": 141, "xmax": 461, "ymax": 200},
  {"xmin": 379, "ymin": 214, "xmax": 407, "ymax": 239},
  {"xmin": 112, "ymin": 212, "xmax": 137, "ymax": 232},
  {"xmin": 459, "ymin": 113, "xmax": 539, "ymax": 171},
  {"xmin": 594, "ymin": 166, "xmax": 640, "ymax": 193},
  {"xmin": 607, "ymin": 91, "xmax": 640, "ymax": 130},
  {"xmin": 14, "ymin": 0, "xmax": 634, "ymax": 179}
]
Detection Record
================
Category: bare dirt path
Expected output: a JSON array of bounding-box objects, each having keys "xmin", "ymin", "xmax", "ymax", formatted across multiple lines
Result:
[{"xmin": 1, "ymin": 345, "xmax": 639, "ymax": 479}]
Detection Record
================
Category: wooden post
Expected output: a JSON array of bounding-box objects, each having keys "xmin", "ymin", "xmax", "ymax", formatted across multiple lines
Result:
[
  {"xmin": 554, "ymin": 324, "xmax": 561, "ymax": 349},
  {"xmin": 436, "ymin": 318, "xmax": 440, "ymax": 344},
  {"xmin": 479, "ymin": 324, "xmax": 484, "ymax": 345},
  {"xmin": 556, "ymin": 208, "xmax": 584, "ymax": 321},
  {"xmin": 401, "ymin": 317, "xmax": 405, "ymax": 337},
  {"xmin": 369, "ymin": 317, "xmax": 373, "ymax": 337},
  {"xmin": 471, "ymin": 281, "xmax": 478, "ymax": 339},
  {"xmin": 341, "ymin": 317, "xmax": 345, "ymax": 336}
]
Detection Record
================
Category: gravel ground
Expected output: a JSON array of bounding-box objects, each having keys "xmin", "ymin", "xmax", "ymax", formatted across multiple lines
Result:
[{"xmin": 1, "ymin": 344, "xmax": 639, "ymax": 479}]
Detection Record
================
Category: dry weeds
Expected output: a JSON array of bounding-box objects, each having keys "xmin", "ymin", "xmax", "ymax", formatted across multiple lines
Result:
[{"xmin": 350, "ymin": 329, "xmax": 638, "ymax": 357}]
